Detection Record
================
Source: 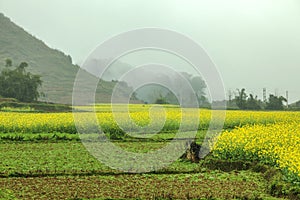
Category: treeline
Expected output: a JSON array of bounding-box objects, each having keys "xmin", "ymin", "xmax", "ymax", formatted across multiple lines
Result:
[
  {"xmin": 0, "ymin": 58, "xmax": 295, "ymax": 111},
  {"xmin": 230, "ymin": 88, "xmax": 287, "ymax": 110}
]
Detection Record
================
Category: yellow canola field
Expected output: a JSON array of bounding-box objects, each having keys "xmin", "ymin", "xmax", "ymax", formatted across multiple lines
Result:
[
  {"xmin": 213, "ymin": 121, "xmax": 300, "ymax": 179},
  {"xmin": 0, "ymin": 105, "xmax": 299, "ymax": 134}
]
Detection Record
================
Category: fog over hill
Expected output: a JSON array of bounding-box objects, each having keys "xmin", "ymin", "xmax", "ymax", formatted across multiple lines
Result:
[{"xmin": 0, "ymin": 13, "xmax": 139, "ymax": 104}]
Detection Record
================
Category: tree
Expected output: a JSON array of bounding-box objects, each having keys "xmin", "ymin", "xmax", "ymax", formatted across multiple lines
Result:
[
  {"xmin": 246, "ymin": 94, "xmax": 261, "ymax": 110},
  {"xmin": 235, "ymin": 88, "xmax": 247, "ymax": 109},
  {"xmin": 17, "ymin": 62, "xmax": 28, "ymax": 73},
  {"xmin": 234, "ymin": 88, "xmax": 262, "ymax": 110},
  {"xmin": 266, "ymin": 94, "xmax": 287, "ymax": 110},
  {"xmin": 173, "ymin": 72, "xmax": 207, "ymax": 107},
  {"xmin": 5, "ymin": 59, "xmax": 12, "ymax": 67},
  {"xmin": 0, "ymin": 60, "xmax": 42, "ymax": 102},
  {"xmin": 190, "ymin": 75, "xmax": 207, "ymax": 106}
]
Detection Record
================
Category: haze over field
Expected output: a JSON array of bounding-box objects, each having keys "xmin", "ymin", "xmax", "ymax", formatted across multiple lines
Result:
[{"xmin": 0, "ymin": 0, "xmax": 300, "ymax": 102}]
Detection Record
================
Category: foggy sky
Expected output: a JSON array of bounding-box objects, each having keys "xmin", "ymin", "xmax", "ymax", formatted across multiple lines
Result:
[{"xmin": 1, "ymin": 0, "xmax": 300, "ymax": 102}]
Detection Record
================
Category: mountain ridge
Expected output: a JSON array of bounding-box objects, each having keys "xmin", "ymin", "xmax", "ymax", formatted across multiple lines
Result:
[
  {"xmin": 0, "ymin": 13, "xmax": 79, "ymax": 103},
  {"xmin": 0, "ymin": 13, "xmax": 140, "ymax": 104}
]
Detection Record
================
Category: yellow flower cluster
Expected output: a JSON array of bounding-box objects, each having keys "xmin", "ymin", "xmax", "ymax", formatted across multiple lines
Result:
[
  {"xmin": 0, "ymin": 112, "xmax": 76, "ymax": 133},
  {"xmin": 213, "ymin": 121, "xmax": 300, "ymax": 178},
  {"xmin": 0, "ymin": 105, "xmax": 300, "ymax": 134}
]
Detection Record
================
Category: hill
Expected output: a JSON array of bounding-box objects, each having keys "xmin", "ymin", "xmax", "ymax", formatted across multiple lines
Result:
[
  {"xmin": 0, "ymin": 13, "xmax": 138, "ymax": 104},
  {"xmin": 0, "ymin": 13, "xmax": 79, "ymax": 103}
]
